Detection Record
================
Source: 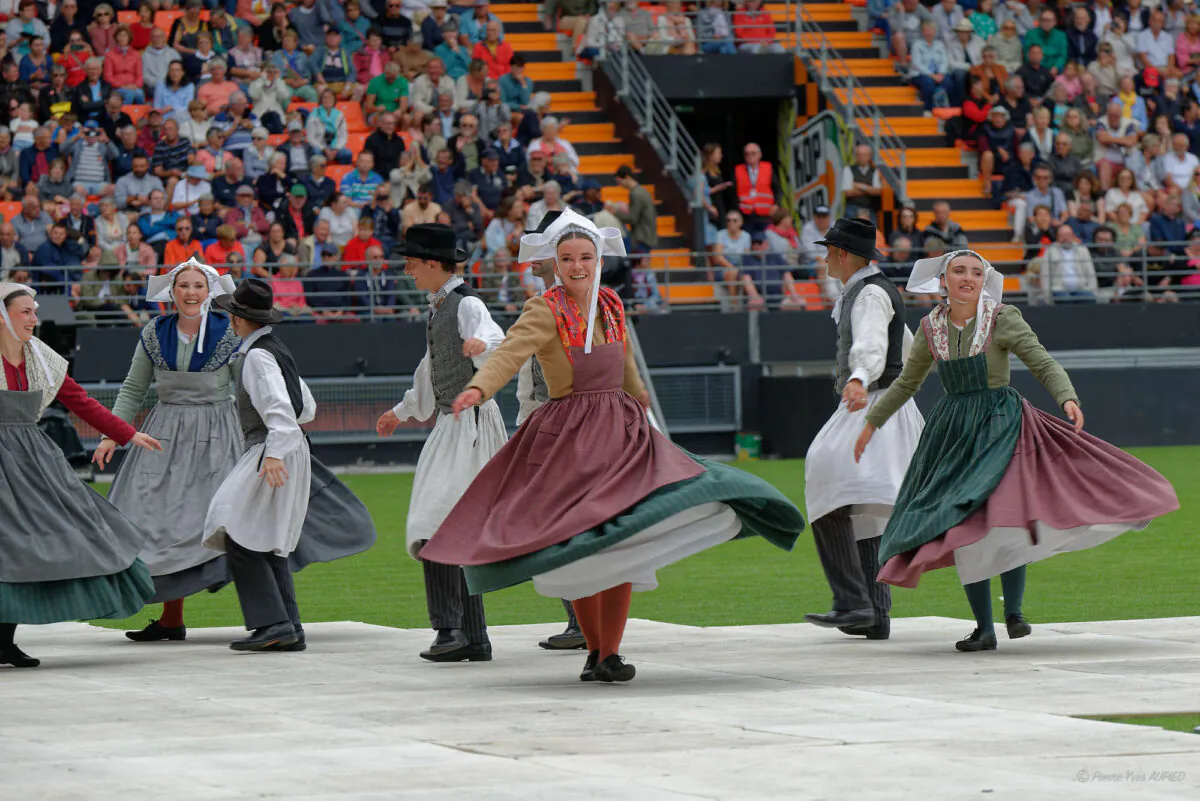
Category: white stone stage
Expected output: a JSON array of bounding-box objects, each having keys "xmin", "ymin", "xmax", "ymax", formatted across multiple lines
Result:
[{"xmin": 4, "ymin": 616, "xmax": 1200, "ymax": 800}]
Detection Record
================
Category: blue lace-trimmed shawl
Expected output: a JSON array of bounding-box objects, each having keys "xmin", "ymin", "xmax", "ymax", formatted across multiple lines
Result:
[{"xmin": 140, "ymin": 311, "xmax": 239, "ymax": 373}]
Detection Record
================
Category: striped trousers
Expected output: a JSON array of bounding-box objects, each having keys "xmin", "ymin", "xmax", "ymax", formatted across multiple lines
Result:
[
  {"xmin": 423, "ymin": 560, "xmax": 488, "ymax": 644},
  {"xmin": 811, "ymin": 507, "xmax": 891, "ymax": 614},
  {"xmin": 227, "ymin": 538, "xmax": 301, "ymax": 631}
]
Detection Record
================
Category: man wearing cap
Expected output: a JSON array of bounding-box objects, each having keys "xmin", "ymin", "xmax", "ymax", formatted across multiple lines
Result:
[
  {"xmin": 977, "ymin": 104, "xmax": 1015, "ymax": 196},
  {"xmin": 803, "ymin": 218, "xmax": 923, "ymax": 641},
  {"xmin": 376, "ymin": 223, "xmax": 507, "ymax": 662},
  {"xmin": 800, "ymin": 205, "xmax": 833, "ymax": 270},
  {"xmin": 280, "ymin": 184, "xmax": 318, "ymax": 245},
  {"xmin": 947, "ymin": 18, "xmax": 984, "ymax": 100}
]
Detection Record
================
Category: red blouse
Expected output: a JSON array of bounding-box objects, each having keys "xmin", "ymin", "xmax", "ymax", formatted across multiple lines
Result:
[{"xmin": 2, "ymin": 357, "xmax": 136, "ymax": 445}]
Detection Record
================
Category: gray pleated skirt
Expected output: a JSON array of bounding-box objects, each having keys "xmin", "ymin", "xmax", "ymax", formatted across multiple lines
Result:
[{"xmin": 0, "ymin": 390, "xmax": 154, "ymax": 623}]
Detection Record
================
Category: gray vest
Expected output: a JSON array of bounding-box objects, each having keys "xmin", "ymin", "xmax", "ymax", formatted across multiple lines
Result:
[
  {"xmin": 530, "ymin": 355, "xmax": 550, "ymax": 403},
  {"xmin": 850, "ymin": 164, "xmax": 881, "ymax": 210},
  {"xmin": 428, "ymin": 286, "xmax": 481, "ymax": 414},
  {"xmin": 834, "ymin": 273, "xmax": 906, "ymax": 395}
]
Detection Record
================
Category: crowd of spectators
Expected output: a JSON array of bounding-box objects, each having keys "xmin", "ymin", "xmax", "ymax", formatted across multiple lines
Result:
[
  {"xmin": 877, "ymin": 0, "xmax": 1200, "ymax": 303},
  {"xmin": 0, "ymin": 0, "xmax": 678, "ymax": 322}
]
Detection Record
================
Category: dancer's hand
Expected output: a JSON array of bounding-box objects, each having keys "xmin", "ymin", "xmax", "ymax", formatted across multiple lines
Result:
[
  {"xmin": 130, "ymin": 432, "xmax": 163, "ymax": 453},
  {"xmin": 376, "ymin": 409, "xmax": 401, "ymax": 436},
  {"xmin": 462, "ymin": 338, "xmax": 486, "ymax": 357},
  {"xmin": 842, "ymin": 379, "xmax": 868, "ymax": 413},
  {"xmin": 1064, "ymin": 400, "xmax": 1084, "ymax": 433},
  {"xmin": 452, "ymin": 388, "xmax": 483, "ymax": 419},
  {"xmin": 92, "ymin": 437, "xmax": 117, "ymax": 468},
  {"xmin": 854, "ymin": 423, "xmax": 876, "ymax": 463},
  {"xmin": 636, "ymin": 389, "xmax": 651, "ymax": 409},
  {"xmin": 260, "ymin": 456, "xmax": 289, "ymax": 488}
]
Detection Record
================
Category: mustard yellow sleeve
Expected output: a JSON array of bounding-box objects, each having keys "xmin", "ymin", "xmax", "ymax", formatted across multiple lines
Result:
[
  {"xmin": 469, "ymin": 297, "xmax": 557, "ymax": 401},
  {"xmin": 621, "ymin": 330, "xmax": 646, "ymax": 398}
]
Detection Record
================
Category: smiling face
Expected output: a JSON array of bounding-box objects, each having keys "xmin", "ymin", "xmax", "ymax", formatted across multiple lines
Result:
[
  {"xmin": 404, "ymin": 257, "xmax": 453, "ymax": 293},
  {"xmin": 3, "ymin": 292, "xmax": 37, "ymax": 343},
  {"xmin": 942, "ymin": 253, "xmax": 986, "ymax": 307},
  {"xmin": 555, "ymin": 234, "xmax": 600, "ymax": 300},
  {"xmin": 173, "ymin": 267, "xmax": 210, "ymax": 317}
]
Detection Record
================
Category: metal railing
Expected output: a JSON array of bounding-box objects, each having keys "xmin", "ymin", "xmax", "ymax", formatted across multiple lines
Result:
[{"xmin": 783, "ymin": 1, "xmax": 910, "ymax": 199}]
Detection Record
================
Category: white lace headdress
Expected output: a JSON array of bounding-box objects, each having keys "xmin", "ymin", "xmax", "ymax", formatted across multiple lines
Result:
[
  {"xmin": 907, "ymin": 249, "xmax": 1004, "ymax": 354},
  {"xmin": 145, "ymin": 257, "xmax": 237, "ymax": 353},
  {"xmin": 517, "ymin": 208, "xmax": 626, "ymax": 354},
  {"xmin": 0, "ymin": 281, "xmax": 54, "ymax": 384}
]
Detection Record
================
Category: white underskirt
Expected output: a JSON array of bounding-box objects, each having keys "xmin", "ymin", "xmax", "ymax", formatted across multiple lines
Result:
[
  {"xmin": 203, "ymin": 440, "xmax": 312, "ymax": 557},
  {"xmin": 532, "ymin": 502, "xmax": 741, "ymax": 600},
  {"xmin": 953, "ymin": 521, "xmax": 1152, "ymax": 585}
]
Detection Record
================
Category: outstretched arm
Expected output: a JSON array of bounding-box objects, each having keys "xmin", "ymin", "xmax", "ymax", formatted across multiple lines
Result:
[{"xmin": 864, "ymin": 327, "xmax": 934, "ymax": 429}]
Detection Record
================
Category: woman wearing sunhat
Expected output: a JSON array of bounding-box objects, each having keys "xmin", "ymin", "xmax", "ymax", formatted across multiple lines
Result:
[
  {"xmin": 0, "ymin": 281, "xmax": 162, "ymax": 668},
  {"xmin": 375, "ymin": 223, "xmax": 508, "ymax": 663},
  {"xmin": 419, "ymin": 209, "xmax": 805, "ymax": 683},
  {"xmin": 204, "ymin": 278, "xmax": 376, "ymax": 652},
  {"xmin": 855, "ymin": 249, "xmax": 1178, "ymax": 652},
  {"xmin": 802, "ymin": 218, "xmax": 924, "ymax": 642},
  {"xmin": 89, "ymin": 258, "xmax": 242, "ymax": 645}
]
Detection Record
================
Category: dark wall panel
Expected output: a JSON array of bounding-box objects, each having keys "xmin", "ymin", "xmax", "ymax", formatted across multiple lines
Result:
[
  {"xmin": 641, "ymin": 54, "xmax": 796, "ymax": 100},
  {"xmin": 634, "ymin": 312, "xmax": 750, "ymax": 366}
]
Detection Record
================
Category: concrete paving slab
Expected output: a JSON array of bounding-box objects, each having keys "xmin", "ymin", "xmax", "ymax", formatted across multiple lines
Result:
[{"xmin": 2, "ymin": 616, "xmax": 1199, "ymax": 800}]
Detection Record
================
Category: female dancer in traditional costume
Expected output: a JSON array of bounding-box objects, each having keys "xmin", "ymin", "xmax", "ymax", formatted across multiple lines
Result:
[
  {"xmin": 0, "ymin": 282, "xmax": 162, "ymax": 667},
  {"xmin": 419, "ymin": 210, "xmax": 805, "ymax": 682},
  {"xmin": 855, "ymin": 250, "xmax": 1179, "ymax": 652},
  {"xmin": 92, "ymin": 259, "xmax": 242, "ymax": 643}
]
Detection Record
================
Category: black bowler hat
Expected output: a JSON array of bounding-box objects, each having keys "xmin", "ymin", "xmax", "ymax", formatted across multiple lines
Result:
[
  {"xmin": 399, "ymin": 223, "xmax": 468, "ymax": 263},
  {"xmin": 815, "ymin": 217, "xmax": 882, "ymax": 262},
  {"xmin": 525, "ymin": 209, "xmax": 562, "ymax": 236},
  {"xmin": 212, "ymin": 277, "xmax": 283, "ymax": 324}
]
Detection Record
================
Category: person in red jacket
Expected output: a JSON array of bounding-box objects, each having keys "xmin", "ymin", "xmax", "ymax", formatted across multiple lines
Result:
[
  {"xmin": 732, "ymin": 0, "xmax": 785, "ymax": 54},
  {"xmin": 102, "ymin": 25, "xmax": 145, "ymax": 104},
  {"xmin": 342, "ymin": 216, "xmax": 383, "ymax": 271},
  {"xmin": 472, "ymin": 19, "xmax": 514, "ymax": 79}
]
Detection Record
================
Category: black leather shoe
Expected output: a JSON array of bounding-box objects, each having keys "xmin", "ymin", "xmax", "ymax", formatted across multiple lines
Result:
[
  {"xmin": 265, "ymin": 628, "xmax": 306, "ymax": 652},
  {"xmin": 0, "ymin": 644, "xmax": 40, "ymax": 668},
  {"xmin": 419, "ymin": 629, "xmax": 468, "ymax": 660},
  {"xmin": 230, "ymin": 622, "xmax": 298, "ymax": 652},
  {"xmin": 594, "ymin": 654, "xmax": 636, "ymax": 682},
  {"xmin": 125, "ymin": 619, "xmax": 187, "ymax": 642},
  {"xmin": 1006, "ymin": 614, "xmax": 1031, "ymax": 639},
  {"xmin": 464, "ymin": 642, "xmax": 493, "ymax": 662},
  {"xmin": 806, "ymin": 608, "xmax": 875, "ymax": 629},
  {"xmin": 539, "ymin": 624, "xmax": 587, "ymax": 650},
  {"xmin": 955, "ymin": 628, "xmax": 998, "ymax": 652},
  {"xmin": 841, "ymin": 614, "xmax": 891, "ymax": 640},
  {"xmin": 580, "ymin": 650, "xmax": 600, "ymax": 682}
]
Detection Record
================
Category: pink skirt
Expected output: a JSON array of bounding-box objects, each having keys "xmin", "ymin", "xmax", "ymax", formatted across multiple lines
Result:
[{"xmin": 878, "ymin": 400, "xmax": 1179, "ymax": 588}]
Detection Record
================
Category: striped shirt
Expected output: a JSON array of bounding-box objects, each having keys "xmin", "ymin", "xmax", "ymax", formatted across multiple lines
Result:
[{"xmin": 151, "ymin": 137, "xmax": 193, "ymax": 174}]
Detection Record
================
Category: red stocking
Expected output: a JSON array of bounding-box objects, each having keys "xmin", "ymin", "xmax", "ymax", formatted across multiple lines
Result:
[
  {"xmin": 160, "ymin": 599, "xmax": 185, "ymax": 629},
  {"xmin": 571, "ymin": 595, "xmax": 601, "ymax": 652},
  {"xmin": 597, "ymin": 583, "xmax": 632, "ymax": 660}
]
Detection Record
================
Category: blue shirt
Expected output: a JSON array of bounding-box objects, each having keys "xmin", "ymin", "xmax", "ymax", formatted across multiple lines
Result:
[
  {"xmin": 457, "ymin": 11, "xmax": 503, "ymax": 46},
  {"xmin": 154, "ymin": 83, "xmax": 196, "ymax": 122},
  {"xmin": 435, "ymin": 42, "xmax": 470, "ymax": 79},
  {"xmin": 498, "ymin": 73, "xmax": 532, "ymax": 109},
  {"xmin": 1149, "ymin": 212, "xmax": 1188, "ymax": 254},
  {"xmin": 430, "ymin": 164, "xmax": 457, "ymax": 207},
  {"xmin": 340, "ymin": 169, "xmax": 384, "ymax": 206}
]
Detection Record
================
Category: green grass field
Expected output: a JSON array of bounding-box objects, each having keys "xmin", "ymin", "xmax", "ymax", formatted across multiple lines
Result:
[{"xmin": 92, "ymin": 447, "xmax": 1199, "ymax": 633}]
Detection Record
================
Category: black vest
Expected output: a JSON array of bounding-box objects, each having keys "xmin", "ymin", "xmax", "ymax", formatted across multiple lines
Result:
[
  {"xmin": 834, "ymin": 273, "xmax": 905, "ymax": 394},
  {"xmin": 234, "ymin": 332, "xmax": 304, "ymax": 447},
  {"xmin": 850, "ymin": 164, "xmax": 881, "ymax": 211}
]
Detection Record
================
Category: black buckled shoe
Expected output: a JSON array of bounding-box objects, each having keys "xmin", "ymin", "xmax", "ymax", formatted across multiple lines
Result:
[
  {"xmin": 0, "ymin": 644, "xmax": 40, "ymax": 668},
  {"xmin": 955, "ymin": 628, "xmax": 998, "ymax": 652},
  {"xmin": 840, "ymin": 614, "xmax": 891, "ymax": 640},
  {"xmin": 594, "ymin": 654, "xmax": 636, "ymax": 683},
  {"xmin": 1006, "ymin": 614, "xmax": 1032, "ymax": 640},
  {"xmin": 580, "ymin": 650, "xmax": 599, "ymax": 682},
  {"xmin": 806, "ymin": 608, "xmax": 876, "ymax": 629},
  {"xmin": 230, "ymin": 622, "xmax": 298, "ymax": 652},
  {"xmin": 125, "ymin": 619, "xmax": 187, "ymax": 642}
]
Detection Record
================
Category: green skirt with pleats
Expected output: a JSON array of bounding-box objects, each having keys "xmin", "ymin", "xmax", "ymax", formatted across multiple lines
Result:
[
  {"xmin": 0, "ymin": 559, "xmax": 155, "ymax": 625},
  {"xmin": 877, "ymin": 362, "xmax": 1023, "ymax": 564},
  {"xmin": 464, "ymin": 455, "xmax": 805, "ymax": 595}
]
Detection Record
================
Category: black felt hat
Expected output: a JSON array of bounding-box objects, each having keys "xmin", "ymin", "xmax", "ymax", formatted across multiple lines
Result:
[
  {"xmin": 814, "ymin": 217, "xmax": 882, "ymax": 262},
  {"xmin": 211, "ymin": 277, "xmax": 283, "ymax": 324},
  {"xmin": 398, "ymin": 223, "xmax": 468, "ymax": 263}
]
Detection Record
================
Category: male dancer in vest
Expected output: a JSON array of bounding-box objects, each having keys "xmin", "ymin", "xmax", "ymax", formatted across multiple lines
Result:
[
  {"xmin": 512, "ymin": 210, "xmax": 587, "ymax": 652},
  {"xmin": 802, "ymin": 217, "xmax": 924, "ymax": 640},
  {"xmin": 205, "ymin": 279, "xmax": 316, "ymax": 652},
  {"xmin": 376, "ymin": 224, "xmax": 508, "ymax": 662}
]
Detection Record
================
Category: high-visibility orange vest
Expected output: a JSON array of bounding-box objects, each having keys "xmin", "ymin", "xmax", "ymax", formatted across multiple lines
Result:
[{"xmin": 735, "ymin": 162, "xmax": 774, "ymax": 216}]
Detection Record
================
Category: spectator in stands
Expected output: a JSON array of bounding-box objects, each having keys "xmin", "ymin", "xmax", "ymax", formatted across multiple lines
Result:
[
  {"xmin": 616, "ymin": 0, "xmax": 652, "ymax": 53},
  {"xmin": 1016, "ymin": 162, "xmax": 1070, "ymax": 240},
  {"xmin": 253, "ymin": 221, "xmax": 297, "ymax": 275},
  {"xmin": 71, "ymin": 57, "xmax": 111, "ymax": 122},
  {"xmin": 306, "ymin": 243, "xmax": 356, "ymax": 317},
  {"xmin": 842, "ymin": 143, "xmax": 883, "ymax": 220},
  {"xmin": 888, "ymin": 0, "xmax": 934, "ymax": 72},
  {"xmin": 436, "ymin": 23, "xmax": 472, "ymax": 79},
  {"xmin": 544, "ymin": 0, "xmax": 596, "ymax": 45},
  {"xmin": 710, "ymin": 209, "xmax": 763, "ymax": 309},
  {"xmin": 449, "ymin": 181, "xmax": 485, "ymax": 254},
  {"xmin": 143, "ymin": 28, "xmax": 181, "ymax": 100},
  {"xmin": 197, "ymin": 59, "xmax": 238, "ymax": 117},
  {"xmin": 154, "ymin": 60, "xmax": 194, "ymax": 125},
  {"xmin": 291, "ymin": 0, "xmax": 333, "ymax": 53},
  {"xmin": 468, "ymin": 146, "xmax": 505, "ymax": 210},
  {"xmin": 98, "ymin": 93, "xmax": 132, "ymax": 144},
  {"xmin": 482, "ymin": 193, "xmax": 522, "ymax": 257},
  {"xmin": 179, "ymin": 98, "xmax": 213, "ymax": 147},
  {"xmin": 472, "ymin": 20, "xmax": 512, "ymax": 79},
  {"xmin": 19, "ymin": 35, "xmax": 49, "ymax": 95},
  {"xmin": 993, "ymin": 0, "xmax": 1033, "ymax": 38},
  {"xmin": 353, "ymin": 28, "xmax": 389, "ymax": 89},
  {"xmin": 1088, "ymin": 42, "xmax": 1121, "ymax": 100},
  {"xmin": 242, "ymin": 126, "xmax": 275, "ymax": 182},
  {"xmin": 421, "ymin": 0, "xmax": 452, "ymax": 50},
  {"xmin": 256, "ymin": 152, "xmax": 294, "ymax": 211},
  {"xmin": 58, "ymin": 31, "xmax": 94, "ymax": 88},
  {"xmin": 1066, "ymin": 6, "xmax": 1098, "ymax": 66},
  {"xmin": 94, "ymin": 199, "xmax": 127, "ymax": 258},
  {"xmin": 278, "ymin": 182, "xmax": 317, "ymax": 245},
  {"xmin": 297, "ymin": 156, "xmax": 335, "ymax": 210},
  {"xmin": 920, "ymin": 201, "xmax": 968, "ymax": 251},
  {"xmin": 114, "ymin": 153, "xmax": 162, "ymax": 213},
  {"xmin": 1025, "ymin": 9, "xmax": 1068, "ymax": 75},
  {"xmin": 150, "ymin": 118, "xmax": 191, "ymax": 199},
  {"xmin": 7, "ymin": 1, "xmax": 48, "ymax": 58},
  {"xmin": 579, "ymin": 0, "xmax": 627, "ymax": 59},
  {"xmin": 648, "ymin": 0, "xmax": 697, "ymax": 55},
  {"xmin": 454, "ymin": 58, "xmax": 488, "ymax": 111},
  {"xmin": 1042, "ymin": 224, "xmax": 1099, "ymax": 303},
  {"xmin": 731, "ymin": 0, "xmax": 784, "ymax": 55},
  {"xmin": 226, "ymin": 184, "xmax": 271, "ymax": 251},
  {"xmin": 1106, "ymin": 166, "xmax": 1150, "ymax": 225},
  {"xmin": 428, "ymin": 145, "xmax": 460, "ymax": 205},
  {"xmin": 1149, "ymin": 189, "xmax": 1188, "ymax": 270},
  {"xmin": 523, "ymin": 116, "xmax": 578, "ymax": 171},
  {"xmin": 500, "ymin": 55, "xmax": 550, "ymax": 134},
  {"xmin": 211, "ymin": 156, "xmax": 251, "ymax": 211},
  {"xmin": 342, "ymin": 214, "xmax": 383, "ymax": 268},
  {"xmin": 242, "ymin": 68, "xmax": 288, "ymax": 135},
  {"xmin": 204, "ymin": 224, "xmax": 247, "ymax": 269},
  {"xmin": 228, "ymin": 27, "xmax": 266, "ymax": 89},
  {"xmin": 313, "ymin": 26, "xmax": 361, "ymax": 102},
  {"xmin": 33, "ymin": 221, "xmax": 82, "ymax": 294},
  {"xmin": 526, "ymin": 176, "xmax": 565, "ymax": 231},
  {"xmin": 1065, "ymin": 198, "xmax": 1101, "ymax": 244},
  {"xmin": 271, "ymin": 29, "xmax": 318, "ymax": 102},
  {"xmin": 1060, "ymin": 107, "xmax": 1094, "ymax": 166},
  {"xmin": 271, "ymin": 254, "xmax": 314, "ymax": 317},
  {"xmin": 255, "ymin": 3, "xmax": 292, "ymax": 53},
  {"xmin": 64, "ymin": 120, "xmax": 114, "ymax": 197},
  {"xmin": 396, "ymin": 32, "xmax": 434, "ymax": 78},
  {"xmin": 932, "ymin": 0, "xmax": 964, "ymax": 44},
  {"xmin": 171, "ymin": 165, "xmax": 212, "ymax": 216},
  {"xmin": 49, "ymin": 1, "xmax": 85, "ymax": 54},
  {"xmin": 948, "ymin": 19, "xmax": 984, "ymax": 104},
  {"xmin": 1137, "ymin": 9, "xmax": 1175, "ymax": 72},
  {"xmin": 911, "ymin": 21, "xmax": 954, "ymax": 110},
  {"xmin": 410, "ymin": 57, "xmax": 454, "ymax": 116},
  {"xmin": 1023, "ymin": 203, "xmax": 1057, "ymax": 259},
  {"xmin": 103, "ymin": 25, "xmax": 143, "ymax": 105},
  {"xmin": 472, "ymin": 79, "xmax": 511, "ymax": 141},
  {"xmin": 194, "ymin": 129, "xmax": 233, "ymax": 183},
  {"xmin": 0, "ymin": 222, "xmax": 24, "ymax": 279},
  {"xmin": 341, "ymin": 150, "xmax": 385, "ymax": 207},
  {"xmin": 305, "ymin": 89, "xmax": 353, "ymax": 166},
  {"xmin": 363, "ymin": 112, "xmax": 406, "ymax": 179},
  {"xmin": 990, "ymin": 18, "xmax": 1023, "ymax": 73},
  {"xmin": 18, "ymin": 125, "xmax": 56, "ymax": 187},
  {"xmin": 36, "ymin": 157, "xmax": 76, "ymax": 204},
  {"xmin": 1176, "ymin": 14, "xmax": 1200, "ymax": 76},
  {"xmin": 138, "ymin": 190, "xmax": 180, "ymax": 253},
  {"xmin": 1048, "ymin": 132, "xmax": 1083, "ymax": 195},
  {"xmin": 279, "ymin": 120, "xmax": 317, "ymax": 177},
  {"xmin": 1025, "ymin": 105, "xmax": 1056, "ymax": 161},
  {"xmin": 732, "ymin": 141, "xmax": 779, "ymax": 236},
  {"xmin": 609, "ymin": 163, "xmax": 657, "ymax": 255},
  {"xmin": 62, "ymin": 194, "xmax": 95, "ymax": 249},
  {"xmin": 192, "ymin": 195, "xmax": 223, "ymax": 243},
  {"xmin": 365, "ymin": 59, "xmax": 410, "ymax": 125},
  {"xmin": 1095, "ymin": 99, "xmax": 1141, "ymax": 189},
  {"xmin": 1016, "ymin": 43, "xmax": 1053, "ymax": 102},
  {"xmin": 378, "ymin": 0, "xmax": 416, "ymax": 48},
  {"xmin": 1160, "ymin": 131, "xmax": 1200, "ymax": 191},
  {"xmin": 319, "ymin": 191, "xmax": 361, "ymax": 247},
  {"xmin": 12, "ymin": 194, "xmax": 50, "ymax": 259},
  {"xmin": 799, "ymin": 204, "xmax": 831, "ymax": 270},
  {"xmin": 170, "ymin": 0, "xmax": 210, "ymax": 57},
  {"xmin": 363, "ymin": 185, "xmax": 403, "ymax": 254},
  {"xmin": 402, "ymin": 181, "xmax": 443, "ymax": 232}
]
